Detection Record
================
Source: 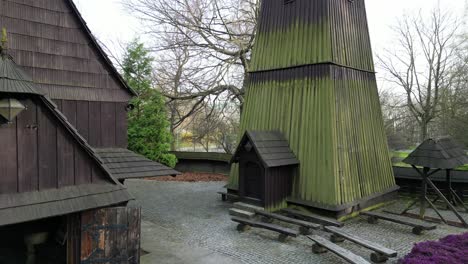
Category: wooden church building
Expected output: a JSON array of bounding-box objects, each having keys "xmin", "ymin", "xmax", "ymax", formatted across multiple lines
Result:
[{"xmin": 0, "ymin": 0, "xmax": 178, "ymax": 263}]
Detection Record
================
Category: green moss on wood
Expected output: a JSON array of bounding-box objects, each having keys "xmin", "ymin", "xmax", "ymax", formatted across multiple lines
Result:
[{"xmin": 230, "ymin": 74, "xmax": 396, "ymax": 207}]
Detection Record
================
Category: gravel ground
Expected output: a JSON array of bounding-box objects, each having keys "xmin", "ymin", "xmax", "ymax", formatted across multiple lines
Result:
[{"xmin": 126, "ymin": 180, "xmax": 467, "ymax": 264}]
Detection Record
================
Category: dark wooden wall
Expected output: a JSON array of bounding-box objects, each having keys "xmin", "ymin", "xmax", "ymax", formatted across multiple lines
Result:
[
  {"xmin": 0, "ymin": 0, "xmax": 132, "ymax": 102},
  {"xmin": 264, "ymin": 166, "xmax": 294, "ymax": 209},
  {"xmin": 0, "ymin": 97, "xmax": 108, "ymax": 195},
  {"xmin": 54, "ymin": 99, "xmax": 128, "ymax": 148}
]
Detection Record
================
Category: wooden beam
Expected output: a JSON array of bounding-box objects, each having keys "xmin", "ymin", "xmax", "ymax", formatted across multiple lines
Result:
[
  {"xmin": 307, "ymin": 235, "xmax": 371, "ymax": 264},
  {"xmin": 282, "ymin": 208, "xmax": 344, "ymax": 227}
]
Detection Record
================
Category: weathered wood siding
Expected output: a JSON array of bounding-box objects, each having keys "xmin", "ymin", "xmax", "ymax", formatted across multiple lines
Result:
[
  {"xmin": 54, "ymin": 99, "xmax": 128, "ymax": 148},
  {"xmin": 80, "ymin": 207, "xmax": 141, "ymax": 264},
  {"xmin": 0, "ymin": 97, "xmax": 109, "ymax": 195},
  {"xmin": 0, "ymin": 0, "xmax": 132, "ymax": 102}
]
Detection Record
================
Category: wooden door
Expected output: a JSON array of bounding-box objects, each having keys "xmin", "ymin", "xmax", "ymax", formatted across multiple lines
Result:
[
  {"xmin": 80, "ymin": 207, "xmax": 141, "ymax": 264},
  {"xmin": 244, "ymin": 162, "xmax": 264, "ymax": 201}
]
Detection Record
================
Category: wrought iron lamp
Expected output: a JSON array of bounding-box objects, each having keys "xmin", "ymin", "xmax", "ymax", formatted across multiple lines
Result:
[{"xmin": 0, "ymin": 98, "xmax": 26, "ymax": 123}]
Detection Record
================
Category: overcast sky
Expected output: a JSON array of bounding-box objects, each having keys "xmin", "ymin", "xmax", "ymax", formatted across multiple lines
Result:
[{"xmin": 74, "ymin": 0, "xmax": 467, "ymax": 63}]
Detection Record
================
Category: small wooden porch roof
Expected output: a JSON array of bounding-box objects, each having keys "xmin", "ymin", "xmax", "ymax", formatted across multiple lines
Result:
[
  {"xmin": 403, "ymin": 138, "xmax": 468, "ymax": 169},
  {"xmin": 231, "ymin": 130, "xmax": 299, "ymax": 168},
  {"xmin": 0, "ymin": 54, "xmax": 43, "ymax": 95},
  {"xmin": 95, "ymin": 148, "xmax": 181, "ymax": 180}
]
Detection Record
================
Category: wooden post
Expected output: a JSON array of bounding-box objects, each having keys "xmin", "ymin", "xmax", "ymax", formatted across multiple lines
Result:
[
  {"xmin": 423, "ymin": 176, "xmax": 468, "ymax": 227},
  {"xmin": 419, "ymin": 167, "xmax": 429, "ymax": 219},
  {"xmin": 446, "ymin": 170, "xmax": 453, "ymax": 205}
]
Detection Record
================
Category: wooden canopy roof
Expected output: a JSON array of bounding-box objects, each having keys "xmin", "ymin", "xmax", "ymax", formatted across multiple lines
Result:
[
  {"xmin": 95, "ymin": 148, "xmax": 181, "ymax": 180},
  {"xmin": 403, "ymin": 138, "xmax": 468, "ymax": 169},
  {"xmin": 0, "ymin": 55, "xmax": 42, "ymax": 95},
  {"xmin": 232, "ymin": 130, "xmax": 299, "ymax": 168}
]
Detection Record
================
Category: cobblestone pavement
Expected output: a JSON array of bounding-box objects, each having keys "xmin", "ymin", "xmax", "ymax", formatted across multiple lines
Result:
[{"xmin": 126, "ymin": 180, "xmax": 467, "ymax": 264}]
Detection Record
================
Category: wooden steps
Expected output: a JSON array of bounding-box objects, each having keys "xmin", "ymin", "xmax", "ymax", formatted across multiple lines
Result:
[
  {"xmin": 231, "ymin": 217, "xmax": 299, "ymax": 242},
  {"xmin": 229, "ymin": 208, "xmax": 255, "ymax": 219},
  {"xmin": 307, "ymin": 235, "xmax": 371, "ymax": 264},
  {"xmin": 324, "ymin": 226, "xmax": 397, "ymax": 262},
  {"xmin": 255, "ymin": 210, "xmax": 321, "ymax": 235},
  {"xmin": 282, "ymin": 208, "xmax": 344, "ymax": 227},
  {"xmin": 361, "ymin": 211, "xmax": 437, "ymax": 235},
  {"xmin": 233, "ymin": 202, "xmax": 264, "ymax": 212}
]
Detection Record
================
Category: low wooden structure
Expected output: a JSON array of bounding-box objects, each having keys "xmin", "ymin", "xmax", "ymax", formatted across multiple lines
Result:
[
  {"xmin": 361, "ymin": 211, "xmax": 437, "ymax": 235},
  {"xmin": 282, "ymin": 208, "xmax": 344, "ymax": 228},
  {"xmin": 231, "ymin": 130, "xmax": 299, "ymax": 210},
  {"xmin": 231, "ymin": 216, "xmax": 299, "ymax": 242},
  {"xmin": 324, "ymin": 226, "xmax": 397, "ymax": 262},
  {"xmin": 255, "ymin": 210, "xmax": 321, "ymax": 235},
  {"xmin": 401, "ymin": 138, "xmax": 468, "ymax": 227},
  {"xmin": 308, "ymin": 235, "xmax": 370, "ymax": 264}
]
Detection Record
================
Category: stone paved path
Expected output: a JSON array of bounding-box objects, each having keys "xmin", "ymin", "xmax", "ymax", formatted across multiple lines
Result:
[{"xmin": 126, "ymin": 180, "xmax": 467, "ymax": 264}]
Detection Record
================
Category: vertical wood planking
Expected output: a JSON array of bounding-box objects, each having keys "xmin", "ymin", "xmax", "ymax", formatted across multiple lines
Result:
[
  {"xmin": 62, "ymin": 100, "xmax": 77, "ymax": 127},
  {"xmin": 75, "ymin": 101, "xmax": 92, "ymax": 184},
  {"xmin": 38, "ymin": 102, "xmax": 58, "ymax": 190},
  {"xmin": 81, "ymin": 207, "xmax": 141, "ymax": 264},
  {"xmin": 0, "ymin": 120, "xmax": 18, "ymax": 194},
  {"xmin": 101, "ymin": 102, "xmax": 116, "ymax": 148},
  {"xmin": 128, "ymin": 207, "xmax": 141, "ymax": 264},
  {"xmin": 115, "ymin": 103, "xmax": 128, "ymax": 148},
  {"xmin": 89, "ymin": 101, "xmax": 102, "ymax": 147},
  {"xmin": 17, "ymin": 99, "xmax": 39, "ymax": 192},
  {"xmin": 57, "ymin": 128, "xmax": 75, "ymax": 187},
  {"xmin": 75, "ymin": 149, "xmax": 92, "ymax": 185},
  {"xmin": 76, "ymin": 101, "xmax": 90, "ymax": 140}
]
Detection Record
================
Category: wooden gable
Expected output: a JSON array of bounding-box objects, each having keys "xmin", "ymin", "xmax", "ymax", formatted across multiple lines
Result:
[
  {"xmin": 0, "ymin": 96, "xmax": 114, "ymax": 195},
  {"xmin": 0, "ymin": 0, "xmax": 135, "ymax": 102}
]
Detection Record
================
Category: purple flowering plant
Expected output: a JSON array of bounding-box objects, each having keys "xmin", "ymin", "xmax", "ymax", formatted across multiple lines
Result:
[{"xmin": 400, "ymin": 233, "xmax": 468, "ymax": 264}]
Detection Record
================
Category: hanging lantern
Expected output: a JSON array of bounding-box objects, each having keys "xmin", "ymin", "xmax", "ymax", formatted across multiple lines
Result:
[{"xmin": 0, "ymin": 98, "xmax": 25, "ymax": 122}]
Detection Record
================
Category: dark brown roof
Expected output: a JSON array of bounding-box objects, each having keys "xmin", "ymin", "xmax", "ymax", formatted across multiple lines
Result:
[
  {"xmin": 403, "ymin": 138, "xmax": 468, "ymax": 169},
  {"xmin": 0, "ymin": 55, "xmax": 42, "ymax": 95},
  {"xmin": 0, "ymin": 184, "xmax": 131, "ymax": 226},
  {"xmin": 232, "ymin": 130, "xmax": 300, "ymax": 168},
  {"xmin": 64, "ymin": 0, "xmax": 137, "ymax": 97},
  {"xmin": 0, "ymin": 0, "xmax": 137, "ymax": 102},
  {"xmin": 95, "ymin": 148, "xmax": 181, "ymax": 180}
]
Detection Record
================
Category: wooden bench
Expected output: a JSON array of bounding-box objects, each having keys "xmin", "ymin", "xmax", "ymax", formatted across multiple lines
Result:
[
  {"xmin": 217, "ymin": 191, "xmax": 239, "ymax": 201},
  {"xmin": 324, "ymin": 226, "xmax": 397, "ymax": 263},
  {"xmin": 307, "ymin": 235, "xmax": 371, "ymax": 264},
  {"xmin": 255, "ymin": 210, "xmax": 321, "ymax": 235},
  {"xmin": 231, "ymin": 217, "xmax": 299, "ymax": 242},
  {"xmin": 282, "ymin": 208, "xmax": 344, "ymax": 227},
  {"xmin": 361, "ymin": 211, "xmax": 437, "ymax": 235}
]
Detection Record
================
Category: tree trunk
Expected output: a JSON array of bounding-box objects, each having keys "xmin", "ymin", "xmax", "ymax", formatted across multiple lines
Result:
[{"xmin": 420, "ymin": 121, "xmax": 429, "ymax": 142}]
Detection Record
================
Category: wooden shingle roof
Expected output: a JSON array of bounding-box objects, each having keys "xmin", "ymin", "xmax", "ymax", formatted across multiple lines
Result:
[
  {"xmin": 232, "ymin": 130, "xmax": 299, "ymax": 168},
  {"xmin": 0, "ymin": 55, "xmax": 42, "ymax": 95},
  {"xmin": 403, "ymin": 138, "xmax": 468, "ymax": 169},
  {"xmin": 95, "ymin": 148, "xmax": 181, "ymax": 180}
]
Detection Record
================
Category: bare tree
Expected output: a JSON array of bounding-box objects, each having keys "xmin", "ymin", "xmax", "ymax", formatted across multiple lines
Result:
[
  {"xmin": 123, "ymin": 0, "xmax": 259, "ymax": 106},
  {"xmin": 378, "ymin": 8, "xmax": 464, "ymax": 142}
]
